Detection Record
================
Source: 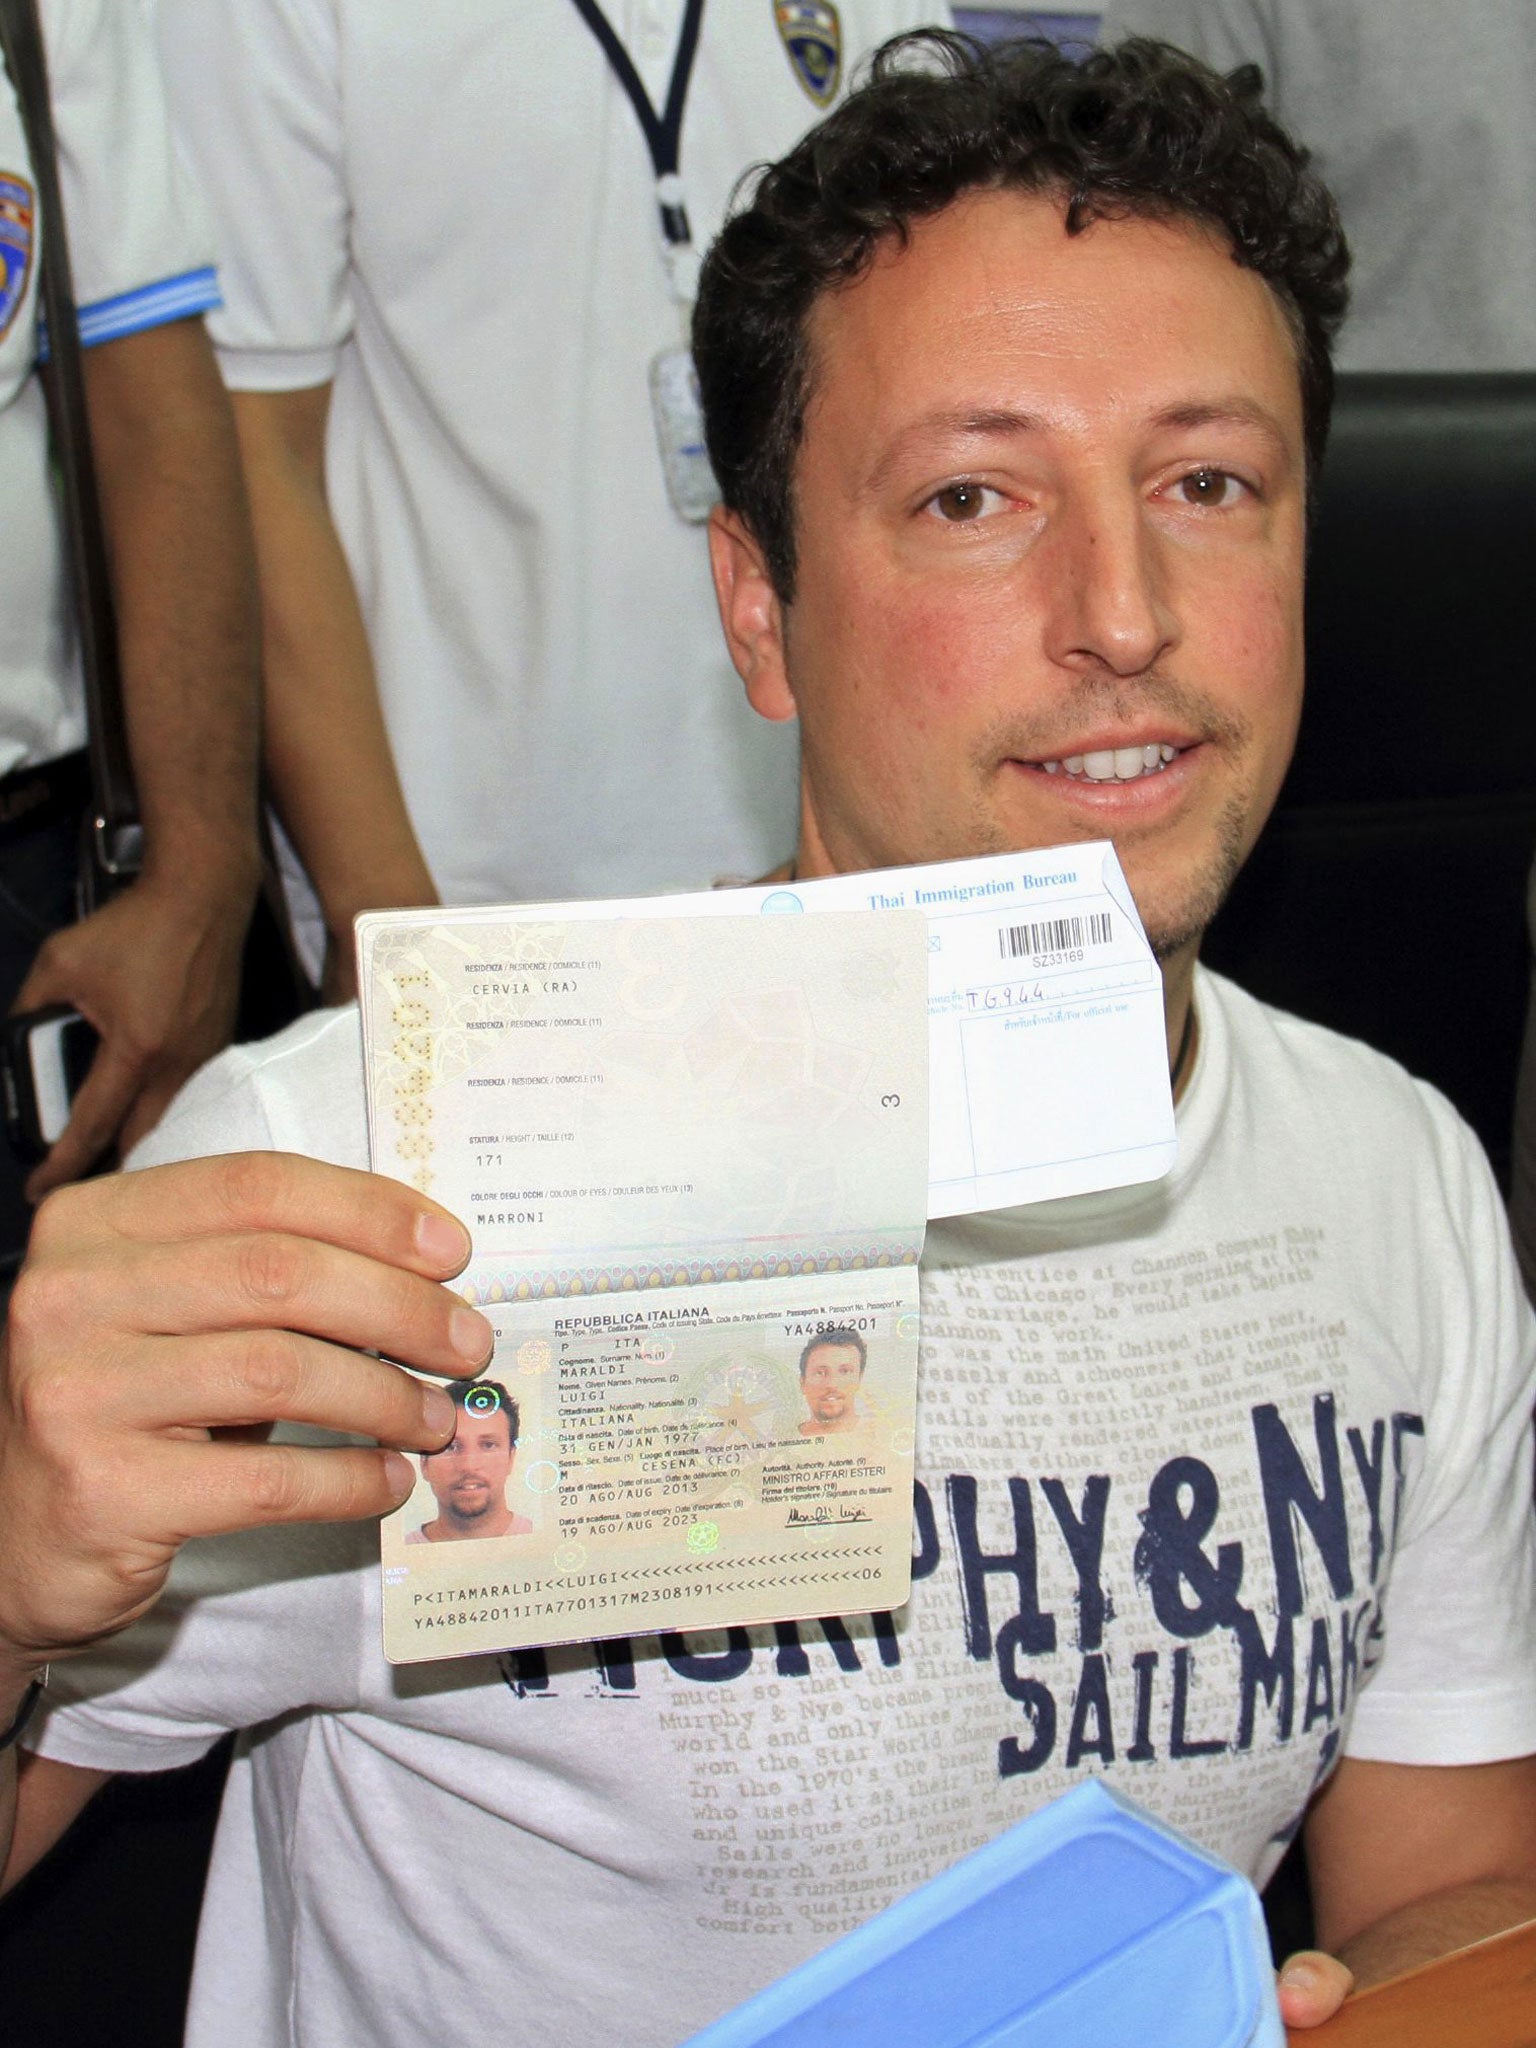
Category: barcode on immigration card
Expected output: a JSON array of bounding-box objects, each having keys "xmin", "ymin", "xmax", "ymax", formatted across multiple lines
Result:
[{"xmin": 998, "ymin": 911, "xmax": 1114, "ymax": 960}]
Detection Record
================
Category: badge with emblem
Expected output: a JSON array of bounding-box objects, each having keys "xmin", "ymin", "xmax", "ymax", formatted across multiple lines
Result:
[
  {"xmin": 774, "ymin": 1, "xmax": 842, "ymax": 108},
  {"xmin": 649, "ymin": 346, "xmax": 718, "ymax": 523},
  {"xmin": 0, "ymin": 173, "xmax": 36, "ymax": 344}
]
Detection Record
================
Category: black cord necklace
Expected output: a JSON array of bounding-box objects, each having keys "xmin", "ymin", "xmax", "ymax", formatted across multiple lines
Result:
[{"xmin": 1170, "ymin": 1002, "xmax": 1198, "ymax": 1098}]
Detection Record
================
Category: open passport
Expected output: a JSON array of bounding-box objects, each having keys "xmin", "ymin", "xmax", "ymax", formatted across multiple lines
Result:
[{"xmin": 358, "ymin": 846, "xmax": 1174, "ymax": 1664}]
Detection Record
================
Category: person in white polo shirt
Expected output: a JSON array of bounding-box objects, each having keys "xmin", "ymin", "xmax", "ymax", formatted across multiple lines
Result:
[
  {"xmin": 0, "ymin": 0, "xmax": 260, "ymax": 1260},
  {"xmin": 151, "ymin": 0, "xmax": 946, "ymax": 996}
]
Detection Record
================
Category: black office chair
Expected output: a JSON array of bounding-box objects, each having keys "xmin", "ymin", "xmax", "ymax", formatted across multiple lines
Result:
[
  {"xmin": 1202, "ymin": 374, "xmax": 1536, "ymax": 1958},
  {"xmin": 1203, "ymin": 373, "xmax": 1536, "ymax": 1185}
]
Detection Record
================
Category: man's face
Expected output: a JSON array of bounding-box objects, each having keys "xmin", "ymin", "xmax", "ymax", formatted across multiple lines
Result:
[
  {"xmin": 715, "ymin": 188, "xmax": 1308, "ymax": 960},
  {"xmin": 423, "ymin": 1409, "xmax": 514, "ymax": 1528},
  {"xmin": 801, "ymin": 1342, "xmax": 865, "ymax": 1427}
]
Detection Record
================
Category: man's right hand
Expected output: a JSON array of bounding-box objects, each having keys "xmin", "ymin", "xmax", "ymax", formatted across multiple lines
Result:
[{"xmin": 0, "ymin": 1153, "xmax": 491, "ymax": 1698}]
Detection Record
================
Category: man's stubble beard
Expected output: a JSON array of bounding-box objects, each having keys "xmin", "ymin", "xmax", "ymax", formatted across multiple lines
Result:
[
  {"xmin": 795, "ymin": 671, "xmax": 1273, "ymax": 957},
  {"xmin": 1140, "ymin": 790, "xmax": 1251, "ymax": 963},
  {"xmin": 973, "ymin": 672, "xmax": 1264, "ymax": 963}
]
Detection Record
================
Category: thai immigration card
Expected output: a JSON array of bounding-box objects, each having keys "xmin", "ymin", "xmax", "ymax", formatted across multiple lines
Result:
[{"xmin": 358, "ymin": 907, "xmax": 929, "ymax": 1664}]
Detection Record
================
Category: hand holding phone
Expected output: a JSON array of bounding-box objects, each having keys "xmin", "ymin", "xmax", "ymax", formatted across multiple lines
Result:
[{"xmin": 1, "ymin": 1006, "xmax": 101, "ymax": 1166}]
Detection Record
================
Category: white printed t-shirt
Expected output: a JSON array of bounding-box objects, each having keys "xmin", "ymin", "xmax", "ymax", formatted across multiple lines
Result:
[
  {"xmin": 31, "ymin": 970, "xmax": 1536, "ymax": 2048},
  {"xmin": 0, "ymin": 0, "xmax": 217, "ymax": 777},
  {"xmin": 149, "ymin": 0, "xmax": 944, "ymax": 908}
]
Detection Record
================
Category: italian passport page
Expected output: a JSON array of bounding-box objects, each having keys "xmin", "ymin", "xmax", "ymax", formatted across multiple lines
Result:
[{"xmin": 358, "ymin": 846, "xmax": 1174, "ymax": 1664}]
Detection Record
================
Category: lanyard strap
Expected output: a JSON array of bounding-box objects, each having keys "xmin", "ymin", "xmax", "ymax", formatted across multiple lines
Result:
[
  {"xmin": 569, "ymin": 0, "xmax": 706, "ymax": 297},
  {"xmin": 0, "ymin": 0, "xmax": 142, "ymax": 883}
]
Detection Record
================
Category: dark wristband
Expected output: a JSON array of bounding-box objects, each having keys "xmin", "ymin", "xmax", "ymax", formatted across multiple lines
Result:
[{"xmin": 0, "ymin": 1673, "xmax": 46, "ymax": 1754}]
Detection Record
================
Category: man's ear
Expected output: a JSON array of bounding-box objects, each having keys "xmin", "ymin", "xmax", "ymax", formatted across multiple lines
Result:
[{"xmin": 708, "ymin": 505, "xmax": 796, "ymax": 723}]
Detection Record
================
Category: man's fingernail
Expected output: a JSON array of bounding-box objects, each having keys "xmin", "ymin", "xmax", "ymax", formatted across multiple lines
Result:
[
  {"xmin": 384, "ymin": 1452, "xmax": 415, "ymax": 1502},
  {"xmin": 415, "ymin": 1210, "xmax": 470, "ymax": 1268},
  {"xmin": 451, "ymin": 1305, "xmax": 494, "ymax": 1364},
  {"xmin": 421, "ymin": 1384, "xmax": 455, "ymax": 1439},
  {"xmin": 1280, "ymin": 1960, "xmax": 1318, "ymax": 1992}
]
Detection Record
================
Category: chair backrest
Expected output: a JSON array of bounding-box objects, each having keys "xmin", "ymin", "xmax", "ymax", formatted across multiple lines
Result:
[{"xmin": 1202, "ymin": 373, "xmax": 1536, "ymax": 1181}]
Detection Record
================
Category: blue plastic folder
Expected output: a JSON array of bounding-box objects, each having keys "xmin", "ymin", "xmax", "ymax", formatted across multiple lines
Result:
[{"xmin": 682, "ymin": 1780, "xmax": 1284, "ymax": 2048}]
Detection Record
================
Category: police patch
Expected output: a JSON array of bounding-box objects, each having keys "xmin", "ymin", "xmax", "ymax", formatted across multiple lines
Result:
[
  {"xmin": 775, "ymin": 2, "xmax": 842, "ymax": 108},
  {"xmin": 0, "ymin": 173, "xmax": 35, "ymax": 344}
]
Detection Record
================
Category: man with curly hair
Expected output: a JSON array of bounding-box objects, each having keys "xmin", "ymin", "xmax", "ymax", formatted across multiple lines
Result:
[
  {"xmin": 407, "ymin": 1380, "xmax": 534, "ymax": 1543},
  {"xmin": 2, "ymin": 33, "xmax": 1533, "ymax": 2046},
  {"xmin": 797, "ymin": 1327, "xmax": 869, "ymax": 1436}
]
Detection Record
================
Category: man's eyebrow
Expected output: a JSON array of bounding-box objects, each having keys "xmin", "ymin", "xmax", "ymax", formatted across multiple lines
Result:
[
  {"xmin": 1151, "ymin": 398, "xmax": 1291, "ymax": 446},
  {"xmin": 865, "ymin": 407, "xmax": 1048, "ymax": 491},
  {"xmin": 864, "ymin": 397, "xmax": 1292, "ymax": 493}
]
